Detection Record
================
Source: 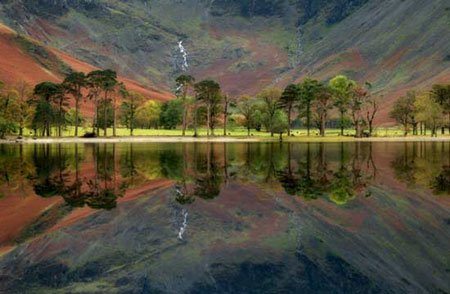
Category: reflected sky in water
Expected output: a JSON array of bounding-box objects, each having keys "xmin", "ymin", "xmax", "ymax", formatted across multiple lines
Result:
[{"xmin": 0, "ymin": 142, "xmax": 448, "ymax": 293}]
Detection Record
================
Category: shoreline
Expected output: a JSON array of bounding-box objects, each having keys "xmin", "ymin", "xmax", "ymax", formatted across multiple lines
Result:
[{"xmin": 1, "ymin": 136, "xmax": 450, "ymax": 144}]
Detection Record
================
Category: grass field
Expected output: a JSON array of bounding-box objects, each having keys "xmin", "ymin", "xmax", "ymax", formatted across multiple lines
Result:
[{"xmin": 15, "ymin": 126, "xmax": 450, "ymax": 140}]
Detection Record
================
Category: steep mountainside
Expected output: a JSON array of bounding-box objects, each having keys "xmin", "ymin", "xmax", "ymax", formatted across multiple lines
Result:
[
  {"xmin": 0, "ymin": 0, "xmax": 449, "ymax": 122},
  {"xmin": 0, "ymin": 22, "xmax": 172, "ymax": 115}
]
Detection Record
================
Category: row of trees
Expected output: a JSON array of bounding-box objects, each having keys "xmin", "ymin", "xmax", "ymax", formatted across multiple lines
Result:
[
  {"xmin": 0, "ymin": 70, "xmax": 142, "ymax": 138},
  {"xmin": 390, "ymin": 84, "xmax": 450, "ymax": 136},
  {"xmin": 0, "ymin": 69, "xmax": 449, "ymax": 138},
  {"xmin": 169, "ymin": 74, "xmax": 379, "ymax": 139}
]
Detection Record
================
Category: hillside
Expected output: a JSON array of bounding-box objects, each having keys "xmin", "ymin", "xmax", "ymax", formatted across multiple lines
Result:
[
  {"xmin": 0, "ymin": 22, "xmax": 172, "ymax": 115},
  {"xmin": 0, "ymin": 0, "xmax": 449, "ymax": 122}
]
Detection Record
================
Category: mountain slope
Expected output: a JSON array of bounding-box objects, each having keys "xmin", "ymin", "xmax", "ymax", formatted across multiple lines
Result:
[
  {"xmin": 0, "ymin": 0, "xmax": 449, "ymax": 122},
  {"xmin": 0, "ymin": 22, "xmax": 172, "ymax": 115}
]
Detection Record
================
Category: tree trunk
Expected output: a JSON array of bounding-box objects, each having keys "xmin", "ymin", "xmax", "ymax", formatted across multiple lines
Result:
[
  {"xmin": 320, "ymin": 115, "xmax": 325, "ymax": 137},
  {"xmin": 182, "ymin": 106, "xmax": 187, "ymax": 136},
  {"xmin": 206, "ymin": 104, "xmax": 211, "ymax": 137},
  {"xmin": 247, "ymin": 127, "xmax": 250, "ymax": 136},
  {"xmin": 340, "ymin": 110, "xmax": 344, "ymax": 136},
  {"xmin": 75, "ymin": 95, "xmax": 79, "ymax": 137},
  {"xmin": 193, "ymin": 104, "xmax": 198, "ymax": 137},
  {"xmin": 103, "ymin": 92, "xmax": 107, "ymax": 137},
  {"xmin": 448, "ymin": 113, "xmax": 450, "ymax": 133},
  {"xmin": 287, "ymin": 105, "xmax": 291, "ymax": 137},
  {"xmin": 58, "ymin": 104, "xmax": 62, "ymax": 137},
  {"xmin": 113, "ymin": 99, "xmax": 117, "ymax": 137},
  {"xmin": 92, "ymin": 99, "xmax": 97, "ymax": 133},
  {"xmin": 223, "ymin": 111, "xmax": 227, "ymax": 136},
  {"xmin": 306, "ymin": 104, "xmax": 311, "ymax": 136},
  {"xmin": 19, "ymin": 127, "xmax": 23, "ymax": 137},
  {"xmin": 355, "ymin": 122, "xmax": 361, "ymax": 138}
]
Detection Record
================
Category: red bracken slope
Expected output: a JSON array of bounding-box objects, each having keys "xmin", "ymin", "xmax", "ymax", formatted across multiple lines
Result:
[{"xmin": 0, "ymin": 22, "xmax": 173, "ymax": 116}]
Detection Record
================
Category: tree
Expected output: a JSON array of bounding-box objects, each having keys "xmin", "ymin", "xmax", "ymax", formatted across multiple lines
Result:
[
  {"xmin": 175, "ymin": 74, "xmax": 195, "ymax": 136},
  {"xmin": 33, "ymin": 82, "xmax": 64, "ymax": 137},
  {"xmin": 237, "ymin": 95, "xmax": 256, "ymax": 136},
  {"xmin": 365, "ymin": 95, "xmax": 380, "ymax": 137},
  {"xmin": 160, "ymin": 99, "xmax": 183, "ymax": 129},
  {"xmin": 349, "ymin": 85, "xmax": 369, "ymax": 138},
  {"xmin": 0, "ymin": 81, "xmax": 33, "ymax": 137},
  {"xmin": 258, "ymin": 87, "xmax": 281, "ymax": 137},
  {"xmin": 390, "ymin": 93, "xmax": 416, "ymax": 136},
  {"xmin": 120, "ymin": 90, "xmax": 144, "ymax": 136},
  {"xmin": 298, "ymin": 78, "xmax": 321, "ymax": 136},
  {"xmin": 280, "ymin": 84, "xmax": 300, "ymax": 136},
  {"xmin": 430, "ymin": 84, "xmax": 450, "ymax": 134},
  {"xmin": 52, "ymin": 85, "xmax": 69, "ymax": 137},
  {"xmin": 415, "ymin": 93, "xmax": 443, "ymax": 137},
  {"xmin": 272, "ymin": 110, "xmax": 288, "ymax": 141},
  {"xmin": 194, "ymin": 80, "xmax": 221, "ymax": 136},
  {"xmin": 14, "ymin": 81, "xmax": 34, "ymax": 137},
  {"xmin": 87, "ymin": 70, "xmax": 118, "ymax": 136},
  {"xmin": 87, "ymin": 70, "xmax": 104, "ymax": 135},
  {"xmin": 312, "ymin": 84, "xmax": 333, "ymax": 137},
  {"xmin": 329, "ymin": 75, "xmax": 356, "ymax": 136},
  {"xmin": 63, "ymin": 72, "xmax": 86, "ymax": 137},
  {"xmin": 107, "ymin": 76, "xmax": 120, "ymax": 137},
  {"xmin": 222, "ymin": 94, "xmax": 235, "ymax": 136},
  {"xmin": 0, "ymin": 84, "xmax": 18, "ymax": 138},
  {"xmin": 136, "ymin": 100, "xmax": 161, "ymax": 129}
]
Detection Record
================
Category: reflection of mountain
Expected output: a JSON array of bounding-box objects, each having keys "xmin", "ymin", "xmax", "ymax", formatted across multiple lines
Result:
[
  {"xmin": 0, "ymin": 142, "xmax": 448, "ymax": 292},
  {"xmin": 0, "ymin": 168, "xmax": 448, "ymax": 293}
]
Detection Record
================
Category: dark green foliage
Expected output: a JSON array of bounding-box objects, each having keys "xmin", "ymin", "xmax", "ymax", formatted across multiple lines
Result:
[
  {"xmin": 194, "ymin": 79, "xmax": 222, "ymax": 136},
  {"xmin": 389, "ymin": 93, "xmax": 416, "ymax": 136},
  {"xmin": 298, "ymin": 78, "xmax": 322, "ymax": 136},
  {"xmin": 280, "ymin": 84, "xmax": 301, "ymax": 136},
  {"xmin": 32, "ymin": 82, "xmax": 65, "ymax": 136},
  {"xmin": 63, "ymin": 72, "xmax": 86, "ymax": 136},
  {"xmin": 159, "ymin": 99, "xmax": 183, "ymax": 129}
]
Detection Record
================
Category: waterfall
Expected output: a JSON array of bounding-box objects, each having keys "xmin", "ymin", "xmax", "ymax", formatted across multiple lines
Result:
[
  {"xmin": 178, "ymin": 40, "xmax": 189, "ymax": 71},
  {"xmin": 177, "ymin": 209, "xmax": 188, "ymax": 240}
]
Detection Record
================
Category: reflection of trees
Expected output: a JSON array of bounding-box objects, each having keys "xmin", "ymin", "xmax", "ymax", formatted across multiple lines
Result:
[
  {"xmin": 276, "ymin": 142, "xmax": 376, "ymax": 204},
  {"xmin": 31, "ymin": 144, "xmax": 70, "ymax": 198},
  {"xmin": 2, "ymin": 141, "xmax": 445, "ymax": 211},
  {"xmin": 432, "ymin": 166, "xmax": 450, "ymax": 195},
  {"xmin": 28, "ymin": 144, "xmax": 125, "ymax": 210},
  {"xmin": 171, "ymin": 143, "xmax": 225, "ymax": 204},
  {"xmin": 193, "ymin": 144, "xmax": 223, "ymax": 200},
  {"xmin": 391, "ymin": 142, "xmax": 449, "ymax": 195},
  {"xmin": 0, "ymin": 145, "xmax": 34, "ymax": 194}
]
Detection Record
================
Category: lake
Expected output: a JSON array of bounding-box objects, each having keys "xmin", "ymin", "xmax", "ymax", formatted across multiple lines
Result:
[{"xmin": 0, "ymin": 142, "xmax": 448, "ymax": 293}]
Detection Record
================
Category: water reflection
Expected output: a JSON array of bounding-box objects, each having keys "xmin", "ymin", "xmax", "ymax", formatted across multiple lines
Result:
[
  {"xmin": 0, "ymin": 142, "xmax": 448, "ymax": 293},
  {"xmin": 390, "ymin": 142, "xmax": 450, "ymax": 194},
  {"xmin": 0, "ymin": 142, "xmax": 448, "ymax": 211}
]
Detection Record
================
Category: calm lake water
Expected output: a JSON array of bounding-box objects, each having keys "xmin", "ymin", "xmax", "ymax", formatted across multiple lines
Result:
[{"xmin": 0, "ymin": 142, "xmax": 448, "ymax": 293}]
